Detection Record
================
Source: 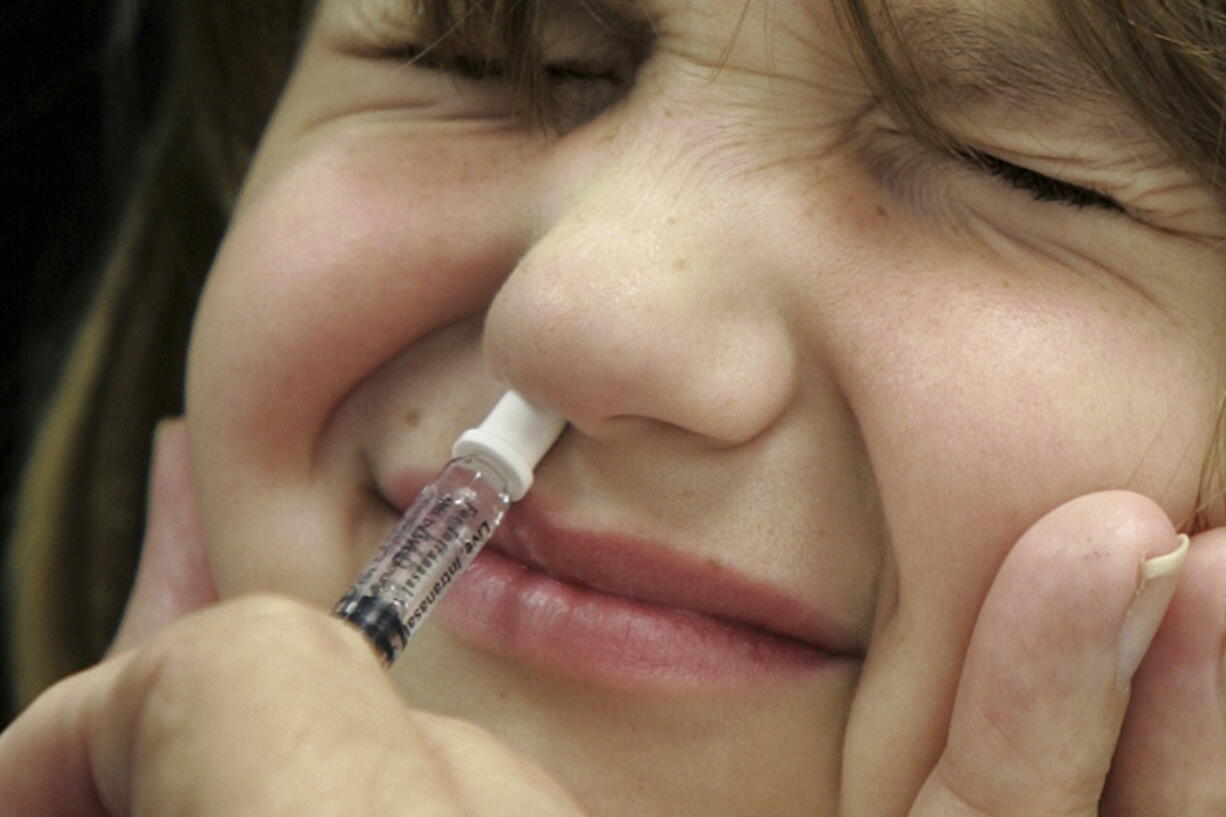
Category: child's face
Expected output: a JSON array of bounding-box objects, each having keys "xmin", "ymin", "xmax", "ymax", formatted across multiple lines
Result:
[{"xmin": 185, "ymin": 0, "xmax": 1226, "ymax": 813}]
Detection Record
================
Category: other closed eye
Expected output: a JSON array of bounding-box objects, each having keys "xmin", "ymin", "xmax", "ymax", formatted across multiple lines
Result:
[
  {"xmin": 397, "ymin": 42, "xmax": 628, "ymax": 85},
  {"xmin": 384, "ymin": 40, "xmax": 636, "ymax": 129}
]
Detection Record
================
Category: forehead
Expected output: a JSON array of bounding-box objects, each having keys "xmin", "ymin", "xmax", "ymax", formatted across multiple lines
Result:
[
  {"xmin": 873, "ymin": 0, "xmax": 1107, "ymax": 97},
  {"xmin": 351, "ymin": 0, "xmax": 1112, "ymax": 112},
  {"xmin": 643, "ymin": 0, "xmax": 1099, "ymax": 90},
  {"xmin": 649, "ymin": 0, "xmax": 1113, "ymax": 119}
]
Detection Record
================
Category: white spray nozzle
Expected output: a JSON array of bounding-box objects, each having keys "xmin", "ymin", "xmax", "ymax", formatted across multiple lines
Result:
[{"xmin": 452, "ymin": 391, "xmax": 566, "ymax": 501}]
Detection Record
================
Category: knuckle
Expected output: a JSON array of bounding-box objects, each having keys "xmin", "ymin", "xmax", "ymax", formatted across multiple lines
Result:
[
  {"xmin": 928, "ymin": 744, "xmax": 1101, "ymax": 817},
  {"xmin": 115, "ymin": 595, "xmax": 370, "ymax": 742},
  {"xmin": 917, "ymin": 761, "xmax": 996, "ymax": 817},
  {"xmin": 411, "ymin": 709, "xmax": 506, "ymax": 748}
]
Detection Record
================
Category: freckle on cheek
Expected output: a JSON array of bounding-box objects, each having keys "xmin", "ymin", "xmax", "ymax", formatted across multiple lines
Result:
[{"xmin": 403, "ymin": 409, "xmax": 421, "ymax": 428}]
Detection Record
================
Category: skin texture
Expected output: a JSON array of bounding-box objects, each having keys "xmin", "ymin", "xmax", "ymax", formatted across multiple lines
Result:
[
  {"xmin": 187, "ymin": 0, "xmax": 1226, "ymax": 813},
  {"xmin": 0, "ymin": 425, "xmax": 1222, "ymax": 817},
  {"xmin": 5, "ymin": 0, "xmax": 1226, "ymax": 814}
]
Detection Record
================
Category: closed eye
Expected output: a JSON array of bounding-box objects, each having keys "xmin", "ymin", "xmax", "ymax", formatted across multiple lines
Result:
[
  {"xmin": 398, "ymin": 43, "xmax": 626, "ymax": 86},
  {"xmin": 397, "ymin": 43, "xmax": 505, "ymax": 81},
  {"xmin": 958, "ymin": 149, "xmax": 1123, "ymax": 211},
  {"xmin": 390, "ymin": 41, "xmax": 632, "ymax": 129}
]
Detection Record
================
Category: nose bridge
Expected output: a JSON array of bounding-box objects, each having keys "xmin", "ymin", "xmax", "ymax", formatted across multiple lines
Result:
[{"xmin": 481, "ymin": 107, "xmax": 799, "ymax": 444}]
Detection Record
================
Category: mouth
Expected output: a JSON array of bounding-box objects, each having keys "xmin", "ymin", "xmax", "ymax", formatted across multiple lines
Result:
[{"xmin": 381, "ymin": 472, "xmax": 862, "ymax": 693}]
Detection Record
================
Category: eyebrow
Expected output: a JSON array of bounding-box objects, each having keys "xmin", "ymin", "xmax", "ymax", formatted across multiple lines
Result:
[
  {"xmin": 865, "ymin": 3, "xmax": 1154, "ymax": 145},
  {"xmin": 885, "ymin": 6, "xmax": 1113, "ymax": 103}
]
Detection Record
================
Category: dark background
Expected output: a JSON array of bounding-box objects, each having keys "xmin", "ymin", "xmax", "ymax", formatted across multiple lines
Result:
[{"xmin": 2, "ymin": 0, "xmax": 114, "ymax": 722}]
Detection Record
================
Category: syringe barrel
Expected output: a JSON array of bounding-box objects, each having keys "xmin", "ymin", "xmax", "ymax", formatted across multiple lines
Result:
[{"xmin": 334, "ymin": 454, "xmax": 510, "ymax": 664}]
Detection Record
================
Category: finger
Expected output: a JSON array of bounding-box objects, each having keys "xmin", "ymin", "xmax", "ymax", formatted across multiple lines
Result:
[
  {"xmin": 109, "ymin": 419, "xmax": 218, "ymax": 656},
  {"xmin": 408, "ymin": 709, "xmax": 593, "ymax": 815},
  {"xmin": 2, "ymin": 596, "xmax": 586, "ymax": 817},
  {"xmin": 909, "ymin": 491, "xmax": 1187, "ymax": 817},
  {"xmin": 1101, "ymin": 526, "xmax": 1226, "ymax": 817},
  {"xmin": 0, "ymin": 655, "xmax": 129, "ymax": 817}
]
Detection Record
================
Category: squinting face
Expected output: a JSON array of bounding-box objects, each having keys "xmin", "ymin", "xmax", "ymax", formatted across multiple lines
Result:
[{"xmin": 185, "ymin": 0, "xmax": 1226, "ymax": 813}]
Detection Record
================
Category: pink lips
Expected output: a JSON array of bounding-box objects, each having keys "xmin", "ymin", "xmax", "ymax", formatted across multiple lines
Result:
[{"xmin": 384, "ymin": 475, "xmax": 859, "ymax": 693}]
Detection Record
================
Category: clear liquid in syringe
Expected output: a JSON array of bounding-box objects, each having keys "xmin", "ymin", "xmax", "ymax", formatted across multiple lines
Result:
[{"xmin": 335, "ymin": 455, "xmax": 510, "ymax": 663}]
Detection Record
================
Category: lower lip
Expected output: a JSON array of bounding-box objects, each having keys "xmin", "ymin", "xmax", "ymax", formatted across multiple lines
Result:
[{"xmin": 434, "ymin": 548, "xmax": 840, "ymax": 693}]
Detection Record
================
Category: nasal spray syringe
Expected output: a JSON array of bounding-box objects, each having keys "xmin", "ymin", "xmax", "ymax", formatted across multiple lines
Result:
[{"xmin": 334, "ymin": 392, "xmax": 566, "ymax": 665}]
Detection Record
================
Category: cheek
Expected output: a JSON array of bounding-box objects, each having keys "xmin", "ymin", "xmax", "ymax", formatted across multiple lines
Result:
[
  {"xmin": 187, "ymin": 131, "xmax": 534, "ymax": 477},
  {"xmin": 842, "ymin": 275, "xmax": 1213, "ymax": 600},
  {"xmin": 185, "ymin": 129, "xmax": 537, "ymax": 598}
]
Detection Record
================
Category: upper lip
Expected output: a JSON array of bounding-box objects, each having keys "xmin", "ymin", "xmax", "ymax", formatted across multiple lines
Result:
[{"xmin": 382, "ymin": 471, "xmax": 863, "ymax": 658}]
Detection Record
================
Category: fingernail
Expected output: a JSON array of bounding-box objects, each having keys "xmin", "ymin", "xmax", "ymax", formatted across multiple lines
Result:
[{"xmin": 1116, "ymin": 533, "xmax": 1189, "ymax": 690}]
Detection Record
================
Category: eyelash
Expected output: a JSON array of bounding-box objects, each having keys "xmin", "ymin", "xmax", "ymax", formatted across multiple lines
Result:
[
  {"xmin": 957, "ymin": 149, "xmax": 1123, "ymax": 212},
  {"xmin": 397, "ymin": 44, "xmax": 626, "ymax": 90},
  {"xmin": 391, "ymin": 42, "xmax": 631, "ymax": 129}
]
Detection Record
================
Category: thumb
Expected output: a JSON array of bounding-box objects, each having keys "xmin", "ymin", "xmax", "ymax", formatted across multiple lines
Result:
[
  {"xmin": 108, "ymin": 419, "xmax": 218, "ymax": 655},
  {"xmin": 909, "ymin": 491, "xmax": 1188, "ymax": 817},
  {"xmin": 1, "ymin": 598, "xmax": 589, "ymax": 817}
]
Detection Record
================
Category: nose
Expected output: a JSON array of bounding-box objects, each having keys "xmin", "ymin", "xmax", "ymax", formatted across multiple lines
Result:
[{"xmin": 482, "ymin": 116, "xmax": 798, "ymax": 446}]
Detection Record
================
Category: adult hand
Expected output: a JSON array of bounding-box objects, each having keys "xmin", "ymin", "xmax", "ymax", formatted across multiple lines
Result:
[
  {"xmin": 906, "ymin": 491, "xmax": 1226, "ymax": 816},
  {"xmin": 0, "ymin": 421, "xmax": 587, "ymax": 817}
]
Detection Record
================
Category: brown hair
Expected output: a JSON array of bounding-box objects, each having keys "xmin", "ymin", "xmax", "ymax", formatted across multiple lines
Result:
[
  {"xmin": 8, "ymin": 0, "xmax": 1226, "ymax": 707},
  {"xmin": 6, "ymin": 0, "xmax": 309, "ymax": 706}
]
